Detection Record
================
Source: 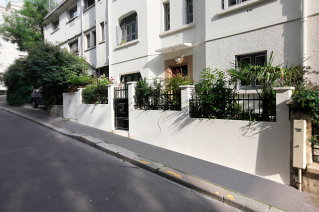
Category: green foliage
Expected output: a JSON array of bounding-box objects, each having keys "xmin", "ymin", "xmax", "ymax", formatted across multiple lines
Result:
[
  {"xmin": 23, "ymin": 41, "xmax": 90, "ymax": 105},
  {"xmin": 94, "ymin": 74, "xmax": 115, "ymax": 86},
  {"xmin": 291, "ymin": 88, "xmax": 319, "ymax": 145},
  {"xmin": 165, "ymin": 71, "xmax": 194, "ymax": 93},
  {"xmin": 67, "ymin": 74, "xmax": 93, "ymax": 86},
  {"xmin": 135, "ymin": 77, "xmax": 181, "ymax": 110},
  {"xmin": 82, "ymin": 84, "xmax": 109, "ymax": 104},
  {"xmin": 3, "ymin": 58, "xmax": 32, "ymax": 106},
  {"xmin": 228, "ymin": 52, "xmax": 305, "ymax": 91},
  {"xmin": 0, "ymin": 0, "xmax": 48, "ymax": 52},
  {"xmin": 135, "ymin": 78, "xmax": 154, "ymax": 107},
  {"xmin": 191, "ymin": 68, "xmax": 238, "ymax": 119}
]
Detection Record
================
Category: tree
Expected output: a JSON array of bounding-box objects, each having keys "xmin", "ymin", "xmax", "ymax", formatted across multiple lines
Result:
[
  {"xmin": 3, "ymin": 58, "xmax": 32, "ymax": 106},
  {"xmin": 0, "ymin": 0, "xmax": 48, "ymax": 52},
  {"xmin": 23, "ymin": 41, "xmax": 90, "ymax": 105}
]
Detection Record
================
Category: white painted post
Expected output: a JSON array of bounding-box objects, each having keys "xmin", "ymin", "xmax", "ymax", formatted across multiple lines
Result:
[
  {"xmin": 108, "ymin": 84, "xmax": 116, "ymax": 131},
  {"xmin": 127, "ymin": 82, "xmax": 137, "ymax": 113},
  {"xmin": 274, "ymin": 87, "xmax": 295, "ymax": 123},
  {"xmin": 77, "ymin": 88, "xmax": 83, "ymax": 107},
  {"xmin": 179, "ymin": 85, "xmax": 195, "ymax": 114}
]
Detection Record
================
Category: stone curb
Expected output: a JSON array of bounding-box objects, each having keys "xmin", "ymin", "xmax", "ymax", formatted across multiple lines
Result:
[{"xmin": 0, "ymin": 107, "xmax": 285, "ymax": 212}]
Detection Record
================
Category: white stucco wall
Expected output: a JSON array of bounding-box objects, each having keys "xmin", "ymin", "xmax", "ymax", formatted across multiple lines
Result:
[
  {"xmin": 206, "ymin": 19, "xmax": 302, "ymax": 73},
  {"xmin": 78, "ymin": 104, "xmax": 113, "ymax": 131},
  {"xmin": 83, "ymin": 5, "xmax": 95, "ymax": 31},
  {"xmin": 129, "ymin": 109, "xmax": 290, "ymax": 184},
  {"xmin": 95, "ymin": 0, "xmax": 108, "ymax": 68},
  {"xmin": 307, "ymin": 14, "xmax": 319, "ymax": 87},
  {"xmin": 63, "ymin": 92, "xmax": 79, "ymax": 120}
]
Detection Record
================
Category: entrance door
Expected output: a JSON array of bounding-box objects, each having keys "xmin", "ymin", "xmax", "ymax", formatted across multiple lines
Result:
[{"xmin": 114, "ymin": 87, "xmax": 129, "ymax": 130}]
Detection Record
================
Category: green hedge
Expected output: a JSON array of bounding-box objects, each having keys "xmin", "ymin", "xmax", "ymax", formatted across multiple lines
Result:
[{"xmin": 82, "ymin": 84, "xmax": 108, "ymax": 104}]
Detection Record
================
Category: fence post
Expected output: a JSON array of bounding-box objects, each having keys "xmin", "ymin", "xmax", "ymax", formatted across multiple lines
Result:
[
  {"xmin": 108, "ymin": 84, "xmax": 116, "ymax": 131},
  {"xmin": 77, "ymin": 88, "xmax": 83, "ymax": 107},
  {"xmin": 274, "ymin": 87, "xmax": 295, "ymax": 123},
  {"xmin": 179, "ymin": 85, "xmax": 195, "ymax": 114},
  {"xmin": 127, "ymin": 82, "xmax": 137, "ymax": 112}
]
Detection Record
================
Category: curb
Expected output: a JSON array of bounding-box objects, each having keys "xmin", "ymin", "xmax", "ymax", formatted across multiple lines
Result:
[{"xmin": 0, "ymin": 107, "xmax": 285, "ymax": 212}]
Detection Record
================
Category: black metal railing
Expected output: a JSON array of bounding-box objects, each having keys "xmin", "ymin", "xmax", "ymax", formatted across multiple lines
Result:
[
  {"xmin": 135, "ymin": 91, "xmax": 181, "ymax": 111},
  {"xmin": 189, "ymin": 93, "xmax": 276, "ymax": 122}
]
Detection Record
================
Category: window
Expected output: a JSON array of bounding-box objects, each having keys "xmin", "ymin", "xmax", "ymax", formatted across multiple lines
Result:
[
  {"xmin": 70, "ymin": 6, "xmax": 77, "ymax": 19},
  {"xmin": 69, "ymin": 40, "xmax": 78, "ymax": 54},
  {"xmin": 164, "ymin": 3, "xmax": 170, "ymax": 31},
  {"xmin": 229, "ymin": 0, "xmax": 249, "ymax": 7},
  {"xmin": 186, "ymin": 0, "xmax": 193, "ymax": 24},
  {"xmin": 222, "ymin": 0, "xmax": 249, "ymax": 9},
  {"xmin": 84, "ymin": 0, "xmax": 94, "ymax": 9},
  {"xmin": 86, "ymin": 33, "xmax": 90, "ymax": 49},
  {"xmin": 120, "ymin": 73, "xmax": 142, "ymax": 88},
  {"xmin": 92, "ymin": 31, "xmax": 96, "ymax": 46},
  {"xmin": 100, "ymin": 22, "xmax": 105, "ymax": 41},
  {"xmin": 117, "ymin": 13, "xmax": 137, "ymax": 45},
  {"xmin": 52, "ymin": 19, "xmax": 59, "ymax": 31},
  {"xmin": 236, "ymin": 51, "xmax": 267, "ymax": 87}
]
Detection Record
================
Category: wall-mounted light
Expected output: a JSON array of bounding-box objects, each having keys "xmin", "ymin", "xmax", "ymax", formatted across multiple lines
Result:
[{"xmin": 175, "ymin": 57, "xmax": 181, "ymax": 63}]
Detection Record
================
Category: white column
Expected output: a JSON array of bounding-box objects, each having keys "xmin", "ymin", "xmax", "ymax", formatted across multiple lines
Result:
[
  {"xmin": 274, "ymin": 87, "xmax": 295, "ymax": 123},
  {"xmin": 77, "ymin": 88, "xmax": 83, "ymax": 107},
  {"xmin": 127, "ymin": 82, "xmax": 137, "ymax": 113},
  {"xmin": 108, "ymin": 84, "xmax": 116, "ymax": 131},
  {"xmin": 179, "ymin": 85, "xmax": 195, "ymax": 114}
]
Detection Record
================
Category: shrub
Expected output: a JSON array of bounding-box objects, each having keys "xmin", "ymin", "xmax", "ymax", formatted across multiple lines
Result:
[
  {"xmin": 291, "ymin": 88, "xmax": 319, "ymax": 145},
  {"xmin": 82, "ymin": 84, "xmax": 109, "ymax": 104},
  {"xmin": 191, "ymin": 68, "xmax": 238, "ymax": 119},
  {"xmin": 66, "ymin": 73, "xmax": 94, "ymax": 92},
  {"xmin": 3, "ymin": 58, "xmax": 32, "ymax": 106},
  {"xmin": 165, "ymin": 68, "xmax": 194, "ymax": 93},
  {"xmin": 23, "ymin": 41, "xmax": 89, "ymax": 105}
]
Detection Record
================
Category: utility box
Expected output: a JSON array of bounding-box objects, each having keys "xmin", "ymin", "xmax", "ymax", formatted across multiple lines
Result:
[{"xmin": 293, "ymin": 120, "xmax": 307, "ymax": 169}]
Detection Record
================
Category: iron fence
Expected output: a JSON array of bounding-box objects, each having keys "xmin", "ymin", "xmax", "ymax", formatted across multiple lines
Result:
[
  {"xmin": 189, "ymin": 93, "xmax": 276, "ymax": 122},
  {"xmin": 135, "ymin": 91, "xmax": 181, "ymax": 111}
]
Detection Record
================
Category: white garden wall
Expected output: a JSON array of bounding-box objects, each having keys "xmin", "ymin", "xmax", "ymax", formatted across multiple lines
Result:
[
  {"xmin": 77, "ymin": 104, "xmax": 113, "ymax": 131},
  {"xmin": 129, "ymin": 86, "xmax": 294, "ymax": 185}
]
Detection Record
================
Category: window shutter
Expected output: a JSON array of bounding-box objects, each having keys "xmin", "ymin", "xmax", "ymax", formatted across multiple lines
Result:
[{"xmin": 116, "ymin": 25, "xmax": 121, "ymax": 45}]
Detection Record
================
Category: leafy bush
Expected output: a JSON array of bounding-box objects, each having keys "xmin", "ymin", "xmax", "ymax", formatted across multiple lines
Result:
[
  {"xmin": 291, "ymin": 88, "xmax": 319, "ymax": 145},
  {"xmin": 165, "ymin": 69, "xmax": 194, "ymax": 93},
  {"xmin": 66, "ymin": 73, "xmax": 94, "ymax": 93},
  {"xmin": 82, "ymin": 84, "xmax": 109, "ymax": 104},
  {"xmin": 23, "ymin": 41, "xmax": 89, "ymax": 105},
  {"xmin": 3, "ymin": 58, "xmax": 32, "ymax": 106},
  {"xmin": 191, "ymin": 68, "xmax": 238, "ymax": 119}
]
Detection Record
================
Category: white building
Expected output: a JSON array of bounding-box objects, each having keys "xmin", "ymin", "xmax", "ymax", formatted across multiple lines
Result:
[
  {"xmin": 0, "ymin": 1, "xmax": 27, "ymax": 94},
  {"xmin": 43, "ymin": 0, "xmax": 319, "ymax": 87}
]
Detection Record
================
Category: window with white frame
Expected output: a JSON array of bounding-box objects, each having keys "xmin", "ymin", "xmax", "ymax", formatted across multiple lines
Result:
[
  {"xmin": 164, "ymin": 3, "xmax": 170, "ymax": 31},
  {"xmin": 70, "ymin": 6, "xmax": 77, "ymax": 19},
  {"xmin": 52, "ymin": 19, "xmax": 59, "ymax": 31},
  {"xmin": 86, "ymin": 33, "xmax": 90, "ymax": 49},
  {"xmin": 236, "ymin": 51, "xmax": 267, "ymax": 87},
  {"xmin": 100, "ymin": 22, "xmax": 105, "ymax": 41},
  {"xmin": 92, "ymin": 31, "xmax": 96, "ymax": 46},
  {"xmin": 69, "ymin": 40, "xmax": 78, "ymax": 54},
  {"xmin": 84, "ymin": 0, "xmax": 94, "ymax": 9},
  {"xmin": 222, "ymin": 0, "xmax": 249, "ymax": 9},
  {"xmin": 186, "ymin": 0, "xmax": 193, "ymax": 24},
  {"xmin": 117, "ymin": 13, "xmax": 137, "ymax": 45}
]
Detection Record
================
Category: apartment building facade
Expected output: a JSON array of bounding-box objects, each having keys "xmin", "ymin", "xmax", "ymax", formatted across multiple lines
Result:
[
  {"xmin": 43, "ymin": 0, "xmax": 319, "ymax": 88},
  {"xmin": 0, "ymin": 1, "xmax": 28, "ymax": 94}
]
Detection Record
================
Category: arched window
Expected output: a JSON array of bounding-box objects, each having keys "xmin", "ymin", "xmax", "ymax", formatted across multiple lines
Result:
[{"xmin": 117, "ymin": 13, "xmax": 137, "ymax": 45}]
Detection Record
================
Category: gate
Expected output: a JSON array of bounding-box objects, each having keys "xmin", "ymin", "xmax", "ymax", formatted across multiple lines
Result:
[{"xmin": 114, "ymin": 87, "xmax": 129, "ymax": 130}]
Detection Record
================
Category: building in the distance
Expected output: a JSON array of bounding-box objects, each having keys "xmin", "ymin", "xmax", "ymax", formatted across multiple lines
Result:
[
  {"xmin": 43, "ymin": 0, "xmax": 319, "ymax": 88},
  {"xmin": 0, "ymin": 1, "xmax": 28, "ymax": 95}
]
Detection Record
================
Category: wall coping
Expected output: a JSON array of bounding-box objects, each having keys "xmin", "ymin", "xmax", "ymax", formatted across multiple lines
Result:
[
  {"xmin": 273, "ymin": 87, "xmax": 295, "ymax": 92},
  {"xmin": 179, "ymin": 85, "xmax": 195, "ymax": 88},
  {"xmin": 127, "ymin": 82, "xmax": 137, "ymax": 85}
]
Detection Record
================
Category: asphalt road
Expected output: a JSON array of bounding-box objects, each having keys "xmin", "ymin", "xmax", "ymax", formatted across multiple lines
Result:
[{"xmin": 0, "ymin": 109, "xmax": 239, "ymax": 212}]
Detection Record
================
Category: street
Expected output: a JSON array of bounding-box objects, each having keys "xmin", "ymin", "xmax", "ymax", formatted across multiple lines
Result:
[{"xmin": 0, "ymin": 109, "xmax": 239, "ymax": 212}]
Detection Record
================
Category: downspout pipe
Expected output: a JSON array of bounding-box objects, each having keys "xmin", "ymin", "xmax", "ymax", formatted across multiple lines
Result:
[{"xmin": 302, "ymin": 0, "xmax": 307, "ymax": 68}]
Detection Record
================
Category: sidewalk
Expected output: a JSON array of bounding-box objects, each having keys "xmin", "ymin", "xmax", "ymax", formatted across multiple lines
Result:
[{"xmin": 0, "ymin": 96, "xmax": 318, "ymax": 212}]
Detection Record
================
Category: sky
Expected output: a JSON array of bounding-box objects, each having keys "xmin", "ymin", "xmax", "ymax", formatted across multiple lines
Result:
[{"xmin": 0, "ymin": 0, "xmax": 22, "ymax": 8}]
